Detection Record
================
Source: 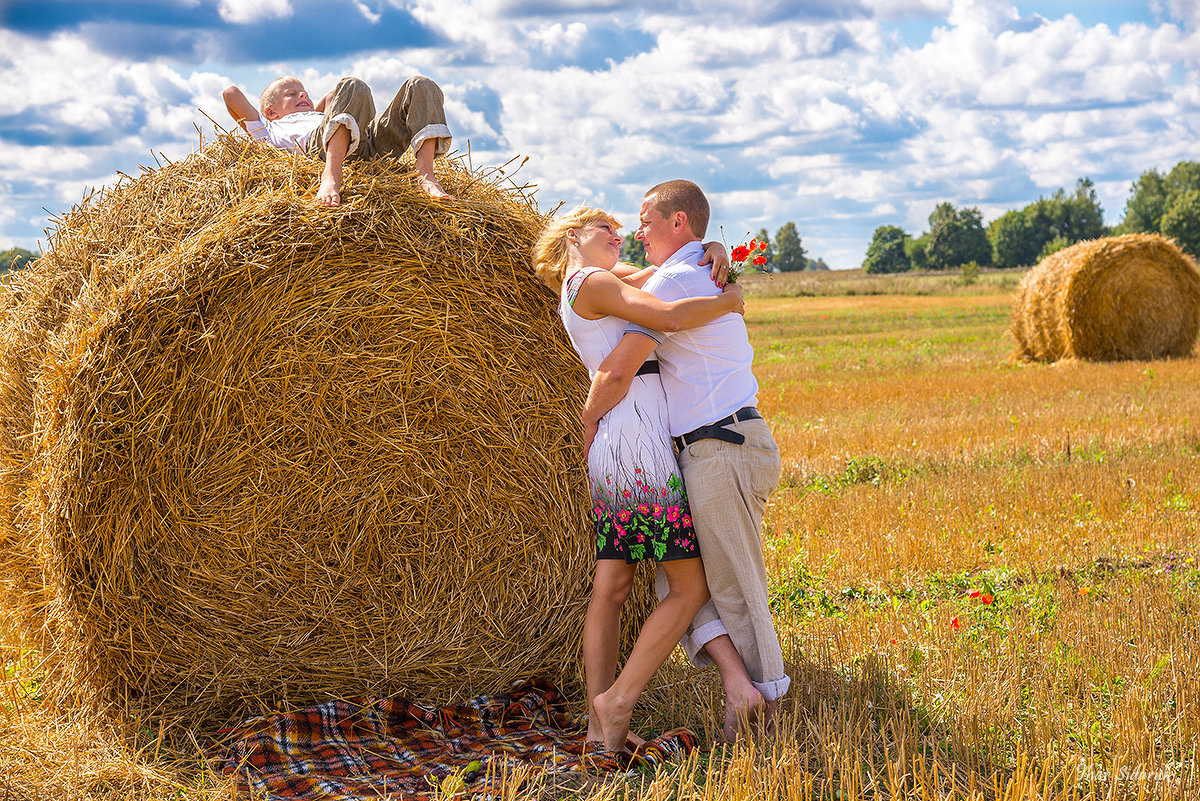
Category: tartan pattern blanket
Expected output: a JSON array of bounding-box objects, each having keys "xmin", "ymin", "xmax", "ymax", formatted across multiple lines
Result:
[{"xmin": 219, "ymin": 678, "xmax": 698, "ymax": 800}]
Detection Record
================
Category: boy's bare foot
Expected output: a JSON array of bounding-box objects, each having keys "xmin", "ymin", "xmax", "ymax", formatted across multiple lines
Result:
[
  {"xmin": 316, "ymin": 172, "xmax": 341, "ymax": 207},
  {"xmin": 722, "ymin": 683, "xmax": 766, "ymax": 743},
  {"xmin": 591, "ymin": 689, "xmax": 634, "ymax": 752},
  {"xmin": 418, "ymin": 173, "xmax": 453, "ymax": 200}
]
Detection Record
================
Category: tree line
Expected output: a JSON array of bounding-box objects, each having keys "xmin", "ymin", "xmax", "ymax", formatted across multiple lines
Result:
[
  {"xmin": 622, "ymin": 223, "xmax": 829, "ymax": 273},
  {"xmin": 863, "ymin": 160, "xmax": 1200, "ymax": 274}
]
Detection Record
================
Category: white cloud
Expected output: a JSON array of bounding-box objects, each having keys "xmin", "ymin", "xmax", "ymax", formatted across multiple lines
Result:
[
  {"xmin": 2, "ymin": 2, "xmax": 1199, "ymax": 269},
  {"xmin": 352, "ymin": 0, "xmax": 382, "ymax": 23},
  {"xmin": 1154, "ymin": 0, "xmax": 1200, "ymax": 28},
  {"xmin": 529, "ymin": 22, "xmax": 589, "ymax": 54},
  {"xmin": 217, "ymin": 0, "xmax": 293, "ymax": 25}
]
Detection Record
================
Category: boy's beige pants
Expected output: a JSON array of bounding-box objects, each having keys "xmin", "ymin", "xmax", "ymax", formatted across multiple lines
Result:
[
  {"xmin": 307, "ymin": 76, "xmax": 451, "ymax": 162},
  {"xmin": 656, "ymin": 416, "xmax": 791, "ymax": 700}
]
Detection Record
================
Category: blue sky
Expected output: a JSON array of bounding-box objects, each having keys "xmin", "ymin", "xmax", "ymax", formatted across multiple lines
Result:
[{"xmin": 1, "ymin": 0, "xmax": 1197, "ymax": 268}]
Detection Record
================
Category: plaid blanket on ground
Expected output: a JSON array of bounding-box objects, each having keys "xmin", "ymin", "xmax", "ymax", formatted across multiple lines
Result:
[{"xmin": 219, "ymin": 678, "xmax": 698, "ymax": 800}]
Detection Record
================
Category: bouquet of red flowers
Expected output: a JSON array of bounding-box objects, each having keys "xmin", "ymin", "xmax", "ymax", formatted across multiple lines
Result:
[{"xmin": 728, "ymin": 237, "xmax": 768, "ymax": 283}]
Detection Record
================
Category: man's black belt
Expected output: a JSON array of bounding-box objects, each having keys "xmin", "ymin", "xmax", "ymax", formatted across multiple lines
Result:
[
  {"xmin": 635, "ymin": 360, "xmax": 660, "ymax": 377},
  {"xmin": 673, "ymin": 406, "xmax": 761, "ymax": 450}
]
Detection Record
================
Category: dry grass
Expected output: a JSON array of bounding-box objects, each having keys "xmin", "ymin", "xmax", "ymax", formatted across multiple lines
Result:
[{"xmin": 3, "ymin": 254, "xmax": 1199, "ymax": 798}]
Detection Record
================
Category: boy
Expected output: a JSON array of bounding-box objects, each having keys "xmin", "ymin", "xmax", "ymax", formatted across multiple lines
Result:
[{"xmin": 222, "ymin": 75, "xmax": 453, "ymax": 205}]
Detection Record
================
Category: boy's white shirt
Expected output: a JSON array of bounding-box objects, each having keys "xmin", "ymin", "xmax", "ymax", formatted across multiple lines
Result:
[{"xmin": 245, "ymin": 111, "xmax": 361, "ymax": 157}]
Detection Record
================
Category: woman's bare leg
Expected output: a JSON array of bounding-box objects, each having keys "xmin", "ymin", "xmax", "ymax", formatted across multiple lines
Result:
[
  {"xmin": 592, "ymin": 558, "xmax": 710, "ymax": 751},
  {"xmin": 582, "ymin": 560, "xmax": 634, "ymax": 743}
]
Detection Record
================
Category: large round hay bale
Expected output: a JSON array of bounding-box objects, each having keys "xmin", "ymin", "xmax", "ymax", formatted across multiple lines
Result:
[
  {"xmin": 1011, "ymin": 234, "xmax": 1200, "ymax": 362},
  {"xmin": 1, "ymin": 138, "xmax": 310, "ymax": 654},
  {"xmin": 2, "ymin": 136, "xmax": 653, "ymax": 729}
]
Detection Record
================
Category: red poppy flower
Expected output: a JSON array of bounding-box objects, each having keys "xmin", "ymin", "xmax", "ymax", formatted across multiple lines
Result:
[
  {"xmin": 950, "ymin": 616, "xmax": 961, "ymax": 629},
  {"xmin": 731, "ymin": 245, "xmax": 751, "ymax": 262},
  {"xmin": 753, "ymin": 255, "xmax": 767, "ymax": 266},
  {"xmin": 758, "ymin": 241, "xmax": 768, "ymax": 250},
  {"xmin": 981, "ymin": 594, "xmax": 994, "ymax": 605},
  {"xmin": 748, "ymin": 238, "xmax": 758, "ymax": 250},
  {"xmin": 888, "ymin": 638, "xmax": 897, "ymax": 645},
  {"xmin": 968, "ymin": 589, "xmax": 981, "ymax": 599}
]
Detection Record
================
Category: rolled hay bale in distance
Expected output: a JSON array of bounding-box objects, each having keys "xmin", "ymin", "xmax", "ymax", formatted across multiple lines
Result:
[
  {"xmin": 8, "ymin": 137, "xmax": 654, "ymax": 729},
  {"xmin": 1011, "ymin": 233, "xmax": 1200, "ymax": 362}
]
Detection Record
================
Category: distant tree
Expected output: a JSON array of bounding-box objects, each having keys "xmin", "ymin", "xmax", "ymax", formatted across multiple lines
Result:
[
  {"xmin": 1037, "ymin": 235, "xmax": 1071, "ymax": 260},
  {"xmin": 1166, "ymin": 160, "xmax": 1200, "ymax": 200},
  {"xmin": 1053, "ymin": 178, "xmax": 1105, "ymax": 243},
  {"xmin": 1121, "ymin": 169, "xmax": 1169, "ymax": 233},
  {"xmin": 620, "ymin": 231, "xmax": 648, "ymax": 269},
  {"xmin": 1161, "ymin": 189, "xmax": 1200, "ymax": 257},
  {"xmin": 0, "ymin": 247, "xmax": 35, "ymax": 274},
  {"xmin": 1121, "ymin": 161, "xmax": 1200, "ymax": 235},
  {"xmin": 809, "ymin": 257, "xmax": 831, "ymax": 271},
  {"xmin": 863, "ymin": 225, "xmax": 911, "ymax": 274},
  {"xmin": 905, "ymin": 233, "xmax": 930, "ymax": 271},
  {"xmin": 753, "ymin": 227, "xmax": 774, "ymax": 271},
  {"xmin": 926, "ymin": 204, "xmax": 990, "ymax": 270},
  {"xmin": 773, "ymin": 222, "xmax": 807, "ymax": 272},
  {"xmin": 988, "ymin": 209, "xmax": 1040, "ymax": 269},
  {"xmin": 989, "ymin": 179, "xmax": 1104, "ymax": 268}
]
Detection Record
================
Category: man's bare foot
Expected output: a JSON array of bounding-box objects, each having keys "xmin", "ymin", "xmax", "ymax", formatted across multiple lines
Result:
[
  {"xmin": 722, "ymin": 683, "xmax": 765, "ymax": 743},
  {"xmin": 316, "ymin": 172, "xmax": 341, "ymax": 207},
  {"xmin": 418, "ymin": 173, "xmax": 452, "ymax": 200},
  {"xmin": 592, "ymin": 689, "xmax": 634, "ymax": 752}
]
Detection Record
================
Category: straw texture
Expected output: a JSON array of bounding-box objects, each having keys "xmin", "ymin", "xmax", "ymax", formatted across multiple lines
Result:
[
  {"xmin": 0, "ymin": 135, "xmax": 653, "ymax": 730},
  {"xmin": 1011, "ymin": 233, "xmax": 1200, "ymax": 362}
]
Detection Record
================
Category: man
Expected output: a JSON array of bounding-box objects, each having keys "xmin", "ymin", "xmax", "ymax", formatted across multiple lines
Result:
[{"xmin": 581, "ymin": 180, "xmax": 788, "ymax": 741}]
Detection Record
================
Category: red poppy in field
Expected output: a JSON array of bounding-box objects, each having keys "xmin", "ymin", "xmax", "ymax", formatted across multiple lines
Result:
[
  {"xmin": 888, "ymin": 637, "xmax": 898, "ymax": 645},
  {"xmin": 950, "ymin": 616, "xmax": 961, "ymax": 629},
  {"xmin": 731, "ymin": 245, "xmax": 751, "ymax": 262},
  {"xmin": 981, "ymin": 594, "xmax": 994, "ymax": 605},
  {"xmin": 968, "ymin": 589, "xmax": 981, "ymax": 599}
]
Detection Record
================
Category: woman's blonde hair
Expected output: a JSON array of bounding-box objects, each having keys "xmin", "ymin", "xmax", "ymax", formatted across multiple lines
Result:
[{"xmin": 532, "ymin": 206, "xmax": 621, "ymax": 293}]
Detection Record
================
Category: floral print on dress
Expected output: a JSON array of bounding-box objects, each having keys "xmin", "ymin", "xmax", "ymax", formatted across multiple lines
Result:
[{"xmin": 592, "ymin": 465, "xmax": 697, "ymax": 563}]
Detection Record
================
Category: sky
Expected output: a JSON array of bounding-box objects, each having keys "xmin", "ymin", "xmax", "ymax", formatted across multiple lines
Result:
[{"xmin": 1, "ymin": 0, "xmax": 1198, "ymax": 269}]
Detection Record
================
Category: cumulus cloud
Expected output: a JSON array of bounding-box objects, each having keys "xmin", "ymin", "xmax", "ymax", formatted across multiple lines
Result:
[
  {"xmin": 218, "ymin": 0, "xmax": 293, "ymax": 24},
  {"xmin": 2, "ymin": 1, "xmax": 1199, "ymax": 269}
]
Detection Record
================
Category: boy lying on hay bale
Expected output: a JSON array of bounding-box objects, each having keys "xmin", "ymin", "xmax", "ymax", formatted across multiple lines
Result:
[
  {"xmin": 0, "ymin": 135, "xmax": 656, "ymax": 733},
  {"xmin": 1011, "ymin": 233, "xmax": 1200, "ymax": 362},
  {"xmin": 223, "ymin": 74, "xmax": 454, "ymax": 204}
]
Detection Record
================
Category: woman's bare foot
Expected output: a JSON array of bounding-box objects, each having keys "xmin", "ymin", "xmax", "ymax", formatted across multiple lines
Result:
[
  {"xmin": 418, "ymin": 173, "xmax": 452, "ymax": 199},
  {"xmin": 591, "ymin": 689, "xmax": 634, "ymax": 752},
  {"xmin": 585, "ymin": 703, "xmax": 604, "ymax": 744},
  {"xmin": 316, "ymin": 172, "xmax": 341, "ymax": 207},
  {"xmin": 722, "ymin": 683, "xmax": 766, "ymax": 743}
]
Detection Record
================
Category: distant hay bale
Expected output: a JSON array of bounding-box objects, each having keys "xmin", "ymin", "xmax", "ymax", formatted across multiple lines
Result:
[
  {"xmin": 0, "ymin": 135, "xmax": 653, "ymax": 729},
  {"xmin": 1011, "ymin": 234, "xmax": 1200, "ymax": 362}
]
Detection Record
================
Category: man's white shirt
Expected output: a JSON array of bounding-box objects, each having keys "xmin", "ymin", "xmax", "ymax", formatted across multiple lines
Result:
[{"xmin": 625, "ymin": 240, "xmax": 759, "ymax": 437}]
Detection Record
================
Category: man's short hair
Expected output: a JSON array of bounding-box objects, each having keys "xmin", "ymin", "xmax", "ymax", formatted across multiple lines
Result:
[{"xmin": 644, "ymin": 180, "xmax": 709, "ymax": 239}]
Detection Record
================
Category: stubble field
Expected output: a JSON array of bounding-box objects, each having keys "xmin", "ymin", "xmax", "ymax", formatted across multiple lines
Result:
[{"xmin": 2, "ymin": 268, "xmax": 1198, "ymax": 799}]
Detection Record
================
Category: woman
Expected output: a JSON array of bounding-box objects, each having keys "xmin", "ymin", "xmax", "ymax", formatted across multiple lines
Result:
[{"xmin": 533, "ymin": 207, "xmax": 742, "ymax": 752}]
